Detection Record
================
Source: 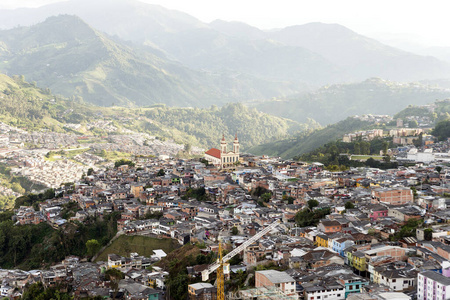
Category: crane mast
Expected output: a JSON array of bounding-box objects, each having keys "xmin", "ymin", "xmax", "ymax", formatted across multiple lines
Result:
[{"xmin": 201, "ymin": 219, "xmax": 280, "ymax": 282}]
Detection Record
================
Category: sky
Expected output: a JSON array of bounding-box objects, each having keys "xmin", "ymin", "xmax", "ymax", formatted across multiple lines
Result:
[{"xmin": 0, "ymin": 0, "xmax": 448, "ymax": 48}]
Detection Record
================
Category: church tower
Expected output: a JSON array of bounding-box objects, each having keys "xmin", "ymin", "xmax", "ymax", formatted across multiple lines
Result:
[
  {"xmin": 221, "ymin": 134, "xmax": 227, "ymax": 153},
  {"xmin": 233, "ymin": 133, "xmax": 239, "ymax": 154}
]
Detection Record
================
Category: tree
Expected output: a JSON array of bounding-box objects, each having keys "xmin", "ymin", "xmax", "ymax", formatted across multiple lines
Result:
[
  {"xmin": 307, "ymin": 199, "xmax": 319, "ymax": 210},
  {"xmin": 408, "ymin": 120, "xmax": 419, "ymax": 128},
  {"xmin": 114, "ymin": 159, "xmax": 135, "ymax": 168},
  {"xmin": 11, "ymin": 182, "xmax": 25, "ymax": 194},
  {"xmin": 105, "ymin": 269, "xmax": 125, "ymax": 300},
  {"xmin": 261, "ymin": 192, "xmax": 272, "ymax": 202},
  {"xmin": 87, "ymin": 168, "xmax": 94, "ymax": 176},
  {"xmin": 344, "ymin": 201, "xmax": 355, "ymax": 209},
  {"xmin": 382, "ymin": 141, "xmax": 389, "ymax": 156},
  {"xmin": 432, "ymin": 120, "xmax": 450, "ymax": 141},
  {"xmin": 436, "ymin": 166, "xmax": 442, "ymax": 174},
  {"xmin": 424, "ymin": 228, "xmax": 433, "ymax": 241},
  {"xmin": 184, "ymin": 143, "xmax": 192, "ymax": 154},
  {"xmin": 231, "ymin": 226, "xmax": 239, "ymax": 235},
  {"xmin": 354, "ymin": 142, "xmax": 360, "ymax": 155},
  {"xmin": 86, "ymin": 239, "xmax": 101, "ymax": 257},
  {"xmin": 157, "ymin": 169, "xmax": 165, "ymax": 176}
]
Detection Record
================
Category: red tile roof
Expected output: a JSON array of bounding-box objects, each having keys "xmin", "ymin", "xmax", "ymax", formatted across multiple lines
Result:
[{"xmin": 205, "ymin": 148, "xmax": 221, "ymax": 159}]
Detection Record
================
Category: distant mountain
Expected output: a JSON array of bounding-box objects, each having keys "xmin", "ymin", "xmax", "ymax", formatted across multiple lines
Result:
[
  {"xmin": 251, "ymin": 78, "xmax": 450, "ymax": 126},
  {"xmin": 264, "ymin": 23, "xmax": 450, "ymax": 82},
  {"xmin": 0, "ymin": 0, "xmax": 449, "ymax": 88},
  {"xmin": 0, "ymin": 15, "xmax": 301, "ymax": 107}
]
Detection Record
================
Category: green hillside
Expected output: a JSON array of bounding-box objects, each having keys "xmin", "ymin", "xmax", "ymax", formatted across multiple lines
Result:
[
  {"xmin": 248, "ymin": 117, "xmax": 372, "ymax": 159},
  {"xmin": 142, "ymin": 103, "xmax": 311, "ymax": 150},
  {"xmin": 0, "ymin": 15, "xmax": 303, "ymax": 108},
  {"xmin": 252, "ymin": 78, "xmax": 450, "ymax": 126},
  {"xmin": 0, "ymin": 73, "xmax": 308, "ymax": 151}
]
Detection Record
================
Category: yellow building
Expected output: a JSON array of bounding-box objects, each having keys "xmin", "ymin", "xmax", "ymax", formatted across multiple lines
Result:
[{"xmin": 315, "ymin": 234, "xmax": 329, "ymax": 248}]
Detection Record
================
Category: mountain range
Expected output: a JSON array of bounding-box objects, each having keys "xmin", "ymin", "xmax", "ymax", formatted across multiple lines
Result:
[{"xmin": 0, "ymin": 0, "xmax": 450, "ymax": 108}]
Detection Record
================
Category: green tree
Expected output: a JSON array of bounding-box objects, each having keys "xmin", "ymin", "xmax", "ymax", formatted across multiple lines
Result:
[
  {"xmin": 231, "ymin": 226, "xmax": 239, "ymax": 235},
  {"xmin": 408, "ymin": 120, "xmax": 419, "ymax": 128},
  {"xmin": 184, "ymin": 143, "xmax": 192, "ymax": 154},
  {"xmin": 105, "ymin": 268, "xmax": 125, "ymax": 300},
  {"xmin": 307, "ymin": 199, "xmax": 319, "ymax": 210},
  {"xmin": 86, "ymin": 239, "xmax": 101, "ymax": 257},
  {"xmin": 11, "ymin": 182, "xmax": 25, "ymax": 194},
  {"xmin": 344, "ymin": 201, "xmax": 355, "ymax": 209},
  {"xmin": 424, "ymin": 228, "xmax": 433, "ymax": 241},
  {"xmin": 157, "ymin": 169, "xmax": 165, "ymax": 176},
  {"xmin": 432, "ymin": 120, "xmax": 450, "ymax": 141}
]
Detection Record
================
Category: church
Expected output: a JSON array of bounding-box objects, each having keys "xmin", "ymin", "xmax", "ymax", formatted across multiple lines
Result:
[{"xmin": 204, "ymin": 134, "xmax": 240, "ymax": 169}]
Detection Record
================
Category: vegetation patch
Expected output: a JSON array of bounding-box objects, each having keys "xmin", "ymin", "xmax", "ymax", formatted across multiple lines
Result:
[{"xmin": 95, "ymin": 235, "xmax": 181, "ymax": 262}]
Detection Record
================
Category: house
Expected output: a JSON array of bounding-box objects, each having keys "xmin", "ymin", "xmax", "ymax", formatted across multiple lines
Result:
[
  {"xmin": 188, "ymin": 282, "xmax": 217, "ymax": 300},
  {"xmin": 371, "ymin": 187, "xmax": 413, "ymax": 205},
  {"xmin": 255, "ymin": 270, "xmax": 296, "ymax": 295},
  {"xmin": 318, "ymin": 220, "xmax": 343, "ymax": 233}
]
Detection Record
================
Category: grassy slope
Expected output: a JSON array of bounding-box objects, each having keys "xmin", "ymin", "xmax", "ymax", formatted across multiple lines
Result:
[{"xmin": 95, "ymin": 235, "xmax": 181, "ymax": 262}]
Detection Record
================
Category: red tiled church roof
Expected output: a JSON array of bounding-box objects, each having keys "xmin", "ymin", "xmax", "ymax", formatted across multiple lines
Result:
[{"xmin": 205, "ymin": 148, "xmax": 221, "ymax": 159}]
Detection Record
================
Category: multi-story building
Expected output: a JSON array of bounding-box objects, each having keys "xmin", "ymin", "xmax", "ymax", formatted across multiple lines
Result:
[
  {"xmin": 255, "ymin": 270, "xmax": 296, "ymax": 295},
  {"xmin": 371, "ymin": 187, "xmax": 413, "ymax": 205},
  {"xmin": 418, "ymin": 270, "xmax": 450, "ymax": 300}
]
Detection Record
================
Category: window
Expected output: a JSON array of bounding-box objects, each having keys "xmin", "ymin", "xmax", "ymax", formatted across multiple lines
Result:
[{"xmin": 337, "ymin": 294, "xmax": 341, "ymax": 297}]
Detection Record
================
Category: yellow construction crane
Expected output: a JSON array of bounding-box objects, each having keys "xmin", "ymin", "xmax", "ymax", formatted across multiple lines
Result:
[
  {"xmin": 217, "ymin": 242, "xmax": 225, "ymax": 300},
  {"xmin": 201, "ymin": 220, "xmax": 281, "ymax": 299}
]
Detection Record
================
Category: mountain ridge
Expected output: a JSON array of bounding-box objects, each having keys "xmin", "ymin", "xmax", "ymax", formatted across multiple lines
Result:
[{"xmin": 0, "ymin": 0, "xmax": 449, "ymax": 88}]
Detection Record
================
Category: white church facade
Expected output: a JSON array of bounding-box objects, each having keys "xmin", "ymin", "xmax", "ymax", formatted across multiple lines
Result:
[{"xmin": 204, "ymin": 134, "xmax": 240, "ymax": 169}]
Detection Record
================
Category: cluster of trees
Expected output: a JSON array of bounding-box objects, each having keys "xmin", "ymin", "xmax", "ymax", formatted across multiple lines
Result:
[
  {"xmin": 0, "ymin": 163, "xmax": 42, "ymax": 210},
  {"xmin": 114, "ymin": 159, "xmax": 135, "ymax": 168},
  {"xmin": 14, "ymin": 188, "xmax": 57, "ymax": 210},
  {"xmin": 295, "ymin": 201, "xmax": 331, "ymax": 227},
  {"xmin": 295, "ymin": 138, "xmax": 398, "ymax": 170},
  {"xmin": 250, "ymin": 186, "xmax": 272, "ymax": 205},
  {"xmin": 181, "ymin": 187, "xmax": 208, "ymax": 201},
  {"xmin": 431, "ymin": 120, "xmax": 450, "ymax": 141},
  {"xmin": 392, "ymin": 218, "xmax": 424, "ymax": 241},
  {"xmin": 0, "ymin": 210, "xmax": 120, "ymax": 269},
  {"xmin": 144, "ymin": 103, "xmax": 304, "ymax": 150},
  {"xmin": 21, "ymin": 282, "xmax": 72, "ymax": 300}
]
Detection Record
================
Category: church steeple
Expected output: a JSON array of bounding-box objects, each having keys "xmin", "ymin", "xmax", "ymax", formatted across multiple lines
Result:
[
  {"xmin": 233, "ymin": 133, "xmax": 239, "ymax": 154},
  {"xmin": 221, "ymin": 134, "xmax": 227, "ymax": 153}
]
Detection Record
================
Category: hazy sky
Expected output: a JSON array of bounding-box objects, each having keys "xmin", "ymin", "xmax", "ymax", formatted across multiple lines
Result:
[{"xmin": 0, "ymin": 0, "xmax": 448, "ymax": 48}]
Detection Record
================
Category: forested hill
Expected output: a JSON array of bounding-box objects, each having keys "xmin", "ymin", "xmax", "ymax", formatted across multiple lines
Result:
[
  {"xmin": 251, "ymin": 78, "xmax": 450, "ymax": 126},
  {"xmin": 247, "ymin": 117, "xmax": 372, "ymax": 159},
  {"xmin": 142, "ymin": 104, "xmax": 316, "ymax": 150},
  {"xmin": 0, "ymin": 74, "xmax": 309, "ymax": 150}
]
